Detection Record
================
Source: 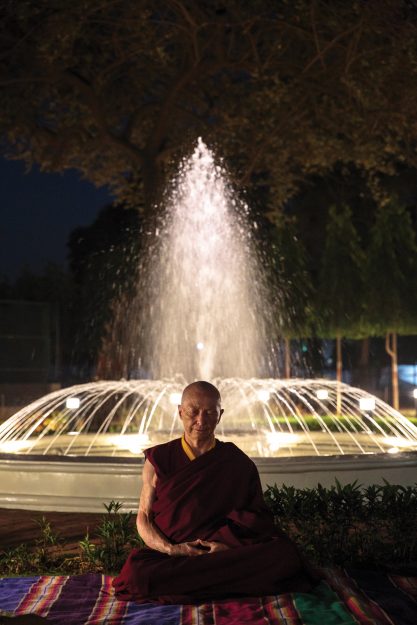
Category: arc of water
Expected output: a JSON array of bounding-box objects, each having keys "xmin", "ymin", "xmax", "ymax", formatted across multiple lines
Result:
[
  {"xmin": 220, "ymin": 378, "xmax": 260, "ymax": 435},
  {"xmin": 270, "ymin": 388, "xmax": 320, "ymax": 456},
  {"xmin": 43, "ymin": 384, "xmax": 119, "ymax": 455},
  {"xmin": 374, "ymin": 404, "xmax": 417, "ymax": 440},
  {"xmin": 288, "ymin": 388, "xmax": 346, "ymax": 455},
  {"xmin": 291, "ymin": 380, "xmax": 387, "ymax": 453},
  {"xmin": 142, "ymin": 385, "xmax": 173, "ymax": 437},
  {"xmin": 241, "ymin": 379, "xmax": 297, "ymax": 457},
  {"xmin": 118, "ymin": 391, "xmax": 148, "ymax": 437},
  {"xmin": 1, "ymin": 395, "xmax": 70, "ymax": 451},
  {"xmin": 341, "ymin": 391, "xmax": 386, "ymax": 453},
  {"xmin": 2, "ymin": 378, "xmax": 417, "ymax": 458},
  {"xmin": 35, "ymin": 383, "xmax": 111, "ymax": 453},
  {"xmin": 0, "ymin": 387, "xmax": 67, "ymax": 443},
  {"xmin": 83, "ymin": 386, "xmax": 142, "ymax": 456}
]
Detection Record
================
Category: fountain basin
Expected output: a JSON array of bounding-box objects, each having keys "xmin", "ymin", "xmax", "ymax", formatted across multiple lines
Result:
[
  {"xmin": 2, "ymin": 378, "xmax": 417, "ymax": 511},
  {"xmin": 1, "ymin": 451, "xmax": 417, "ymax": 512}
]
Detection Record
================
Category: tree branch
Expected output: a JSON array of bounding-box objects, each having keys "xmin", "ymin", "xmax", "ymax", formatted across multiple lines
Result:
[
  {"xmin": 62, "ymin": 69, "xmax": 145, "ymax": 166},
  {"xmin": 310, "ymin": 1, "xmax": 326, "ymax": 69},
  {"xmin": 302, "ymin": 21, "xmax": 362, "ymax": 74}
]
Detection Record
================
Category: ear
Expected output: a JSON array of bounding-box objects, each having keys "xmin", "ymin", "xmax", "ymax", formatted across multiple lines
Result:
[{"xmin": 217, "ymin": 408, "xmax": 224, "ymax": 423}]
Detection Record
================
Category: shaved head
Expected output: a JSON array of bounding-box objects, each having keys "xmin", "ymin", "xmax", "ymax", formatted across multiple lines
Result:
[
  {"xmin": 179, "ymin": 381, "xmax": 223, "ymax": 444},
  {"xmin": 181, "ymin": 381, "xmax": 221, "ymax": 404}
]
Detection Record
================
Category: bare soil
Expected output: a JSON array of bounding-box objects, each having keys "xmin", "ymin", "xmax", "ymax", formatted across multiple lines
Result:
[{"xmin": 0, "ymin": 509, "xmax": 104, "ymax": 551}]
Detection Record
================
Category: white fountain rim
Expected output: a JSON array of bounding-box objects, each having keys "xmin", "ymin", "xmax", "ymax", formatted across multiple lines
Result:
[{"xmin": 1, "ymin": 449, "xmax": 417, "ymax": 469}]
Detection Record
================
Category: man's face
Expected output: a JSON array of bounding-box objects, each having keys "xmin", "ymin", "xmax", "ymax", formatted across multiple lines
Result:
[{"xmin": 179, "ymin": 389, "xmax": 223, "ymax": 441}]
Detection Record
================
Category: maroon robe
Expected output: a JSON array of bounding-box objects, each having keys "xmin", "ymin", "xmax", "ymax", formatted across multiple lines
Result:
[{"xmin": 113, "ymin": 439, "xmax": 311, "ymax": 603}]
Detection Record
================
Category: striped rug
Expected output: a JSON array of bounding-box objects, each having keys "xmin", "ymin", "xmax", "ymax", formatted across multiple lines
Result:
[{"xmin": 0, "ymin": 568, "xmax": 416, "ymax": 624}]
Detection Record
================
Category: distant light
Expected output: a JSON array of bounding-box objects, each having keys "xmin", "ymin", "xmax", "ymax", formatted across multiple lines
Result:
[
  {"xmin": 170, "ymin": 392, "xmax": 182, "ymax": 405},
  {"xmin": 66, "ymin": 397, "xmax": 80, "ymax": 410},
  {"xmin": 196, "ymin": 342, "xmax": 205, "ymax": 350},
  {"xmin": 388, "ymin": 447, "xmax": 400, "ymax": 454},
  {"xmin": 359, "ymin": 397, "xmax": 375, "ymax": 411},
  {"xmin": 316, "ymin": 389, "xmax": 329, "ymax": 400},
  {"xmin": 257, "ymin": 390, "xmax": 270, "ymax": 402},
  {"xmin": 413, "ymin": 388, "xmax": 417, "ymax": 399}
]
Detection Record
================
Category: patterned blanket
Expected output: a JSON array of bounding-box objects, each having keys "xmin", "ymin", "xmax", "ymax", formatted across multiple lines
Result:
[{"xmin": 0, "ymin": 568, "xmax": 416, "ymax": 625}]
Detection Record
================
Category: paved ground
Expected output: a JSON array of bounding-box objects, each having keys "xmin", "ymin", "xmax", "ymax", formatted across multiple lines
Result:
[{"xmin": 0, "ymin": 509, "xmax": 105, "ymax": 550}]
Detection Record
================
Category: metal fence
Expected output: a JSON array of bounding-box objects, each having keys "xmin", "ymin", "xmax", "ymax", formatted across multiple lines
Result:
[{"xmin": 0, "ymin": 300, "xmax": 52, "ymax": 383}]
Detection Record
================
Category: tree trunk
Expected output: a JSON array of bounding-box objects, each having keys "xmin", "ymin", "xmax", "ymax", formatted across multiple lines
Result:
[
  {"xmin": 336, "ymin": 334, "xmax": 342, "ymax": 415},
  {"xmin": 352, "ymin": 337, "xmax": 371, "ymax": 389},
  {"xmin": 284, "ymin": 337, "xmax": 291, "ymax": 378},
  {"xmin": 385, "ymin": 331, "xmax": 399, "ymax": 411},
  {"xmin": 54, "ymin": 303, "xmax": 61, "ymax": 380},
  {"xmin": 359, "ymin": 337, "xmax": 370, "ymax": 368}
]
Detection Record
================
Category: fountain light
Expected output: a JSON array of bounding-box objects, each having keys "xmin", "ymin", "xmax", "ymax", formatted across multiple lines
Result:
[
  {"xmin": 266, "ymin": 432, "xmax": 300, "ymax": 451},
  {"xmin": 169, "ymin": 392, "xmax": 182, "ymax": 405},
  {"xmin": 109, "ymin": 434, "xmax": 150, "ymax": 454},
  {"xmin": 383, "ymin": 436, "xmax": 417, "ymax": 448},
  {"xmin": 316, "ymin": 389, "xmax": 329, "ymax": 400},
  {"xmin": 359, "ymin": 397, "xmax": 375, "ymax": 411},
  {"xmin": 68, "ymin": 431, "xmax": 79, "ymax": 436},
  {"xmin": 0, "ymin": 440, "xmax": 32, "ymax": 453},
  {"xmin": 196, "ymin": 342, "xmax": 205, "ymax": 350},
  {"xmin": 257, "ymin": 390, "xmax": 270, "ymax": 402},
  {"xmin": 388, "ymin": 447, "xmax": 400, "ymax": 454},
  {"xmin": 66, "ymin": 397, "xmax": 80, "ymax": 410}
]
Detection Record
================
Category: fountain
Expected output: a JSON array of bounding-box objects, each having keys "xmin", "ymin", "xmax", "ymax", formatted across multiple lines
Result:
[{"xmin": 1, "ymin": 140, "xmax": 417, "ymax": 511}]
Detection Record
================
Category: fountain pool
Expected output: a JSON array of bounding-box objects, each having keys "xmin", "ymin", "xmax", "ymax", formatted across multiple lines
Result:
[{"xmin": 1, "ymin": 378, "xmax": 417, "ymax": 511}]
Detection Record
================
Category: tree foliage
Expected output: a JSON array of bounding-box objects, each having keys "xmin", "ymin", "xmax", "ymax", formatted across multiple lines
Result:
[
  {"xmin": 268, "ymin": 214, "xmax": 313, "ymax": 338},
  {"xmin": 2, "ymin": 1, "xmax": 417, "ymax": 214},
  {"xmin": 4, "ymin": 0, "xmax": 417, "ymax": 373},
  {"xmin": 316, "ymin": 204, "xmax": 365, "ymax": 338},
  {"xmin": 364, "ymin": 198, "xmax": 417, "ymax": 335},
  {"xmin": 68, "ymin": 204, "xmax": 141, "ymax": 373}
]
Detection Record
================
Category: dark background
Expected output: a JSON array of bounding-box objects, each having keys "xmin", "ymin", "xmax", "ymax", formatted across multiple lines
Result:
[{"xmin": 0, "ymin": 157, "xmax": 111, "ymax": 279}]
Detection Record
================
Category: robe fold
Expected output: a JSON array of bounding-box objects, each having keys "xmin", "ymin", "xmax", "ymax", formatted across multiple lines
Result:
[{"xmin": 113, "ymin": 438, "xmax": 311, "ymax": 604}]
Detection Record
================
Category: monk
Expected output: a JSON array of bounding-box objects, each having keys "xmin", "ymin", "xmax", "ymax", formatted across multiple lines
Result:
[{"xmin": 113, "ymin": 381, "xmax": 312, "ymax": 604}]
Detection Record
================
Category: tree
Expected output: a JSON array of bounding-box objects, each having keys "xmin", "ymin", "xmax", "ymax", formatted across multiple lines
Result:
[
  {"xmin": 316, "ymin": 204, "xmax": 365, "ymax": 410},
  {"xmin": 0, "ymin": 263, "xmax": 74, "ymax": 378},
  {"xmin": 2, "ymin": 1, "xmax": 417, "ymax": 216},
  {"xmin": 364, "ymin": 199, "xmax": 417, "ymax": 409},
  {"xmin": 268, "ymin": 214, "xmax": 314, "ymax": 376},
  {"xmin": 68, "ymin": 204, "xmax": 142, "ymax": 377}
]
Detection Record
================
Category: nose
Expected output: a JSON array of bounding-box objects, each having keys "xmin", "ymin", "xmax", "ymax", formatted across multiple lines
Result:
[{"xmin": 195, "ymin": 409, "xmax": 212, "ymax": 424}]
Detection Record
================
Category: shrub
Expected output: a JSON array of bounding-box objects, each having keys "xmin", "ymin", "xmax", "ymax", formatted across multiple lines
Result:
[
  {"xmin": 264, "ymin": 480, "xmax": 417, "ymax": 569},
  {"xmin": 79, "ymin": 500, "xmax": 143, "ymax": 573},
  {"xmin": 1, "ymin": 484, "xmax": 416, "ymax": 575}
]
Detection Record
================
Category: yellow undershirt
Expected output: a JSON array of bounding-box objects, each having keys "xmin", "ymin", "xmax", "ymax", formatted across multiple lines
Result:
[{"xmin": 181, "ymin": 435, "xmax": 216, "ymax": 461}]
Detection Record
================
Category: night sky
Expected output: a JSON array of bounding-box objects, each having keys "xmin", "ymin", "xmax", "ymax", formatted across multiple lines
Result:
[{"xmin": 0, "ymin": 157, "xmax": 113, "ymax": 280}]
